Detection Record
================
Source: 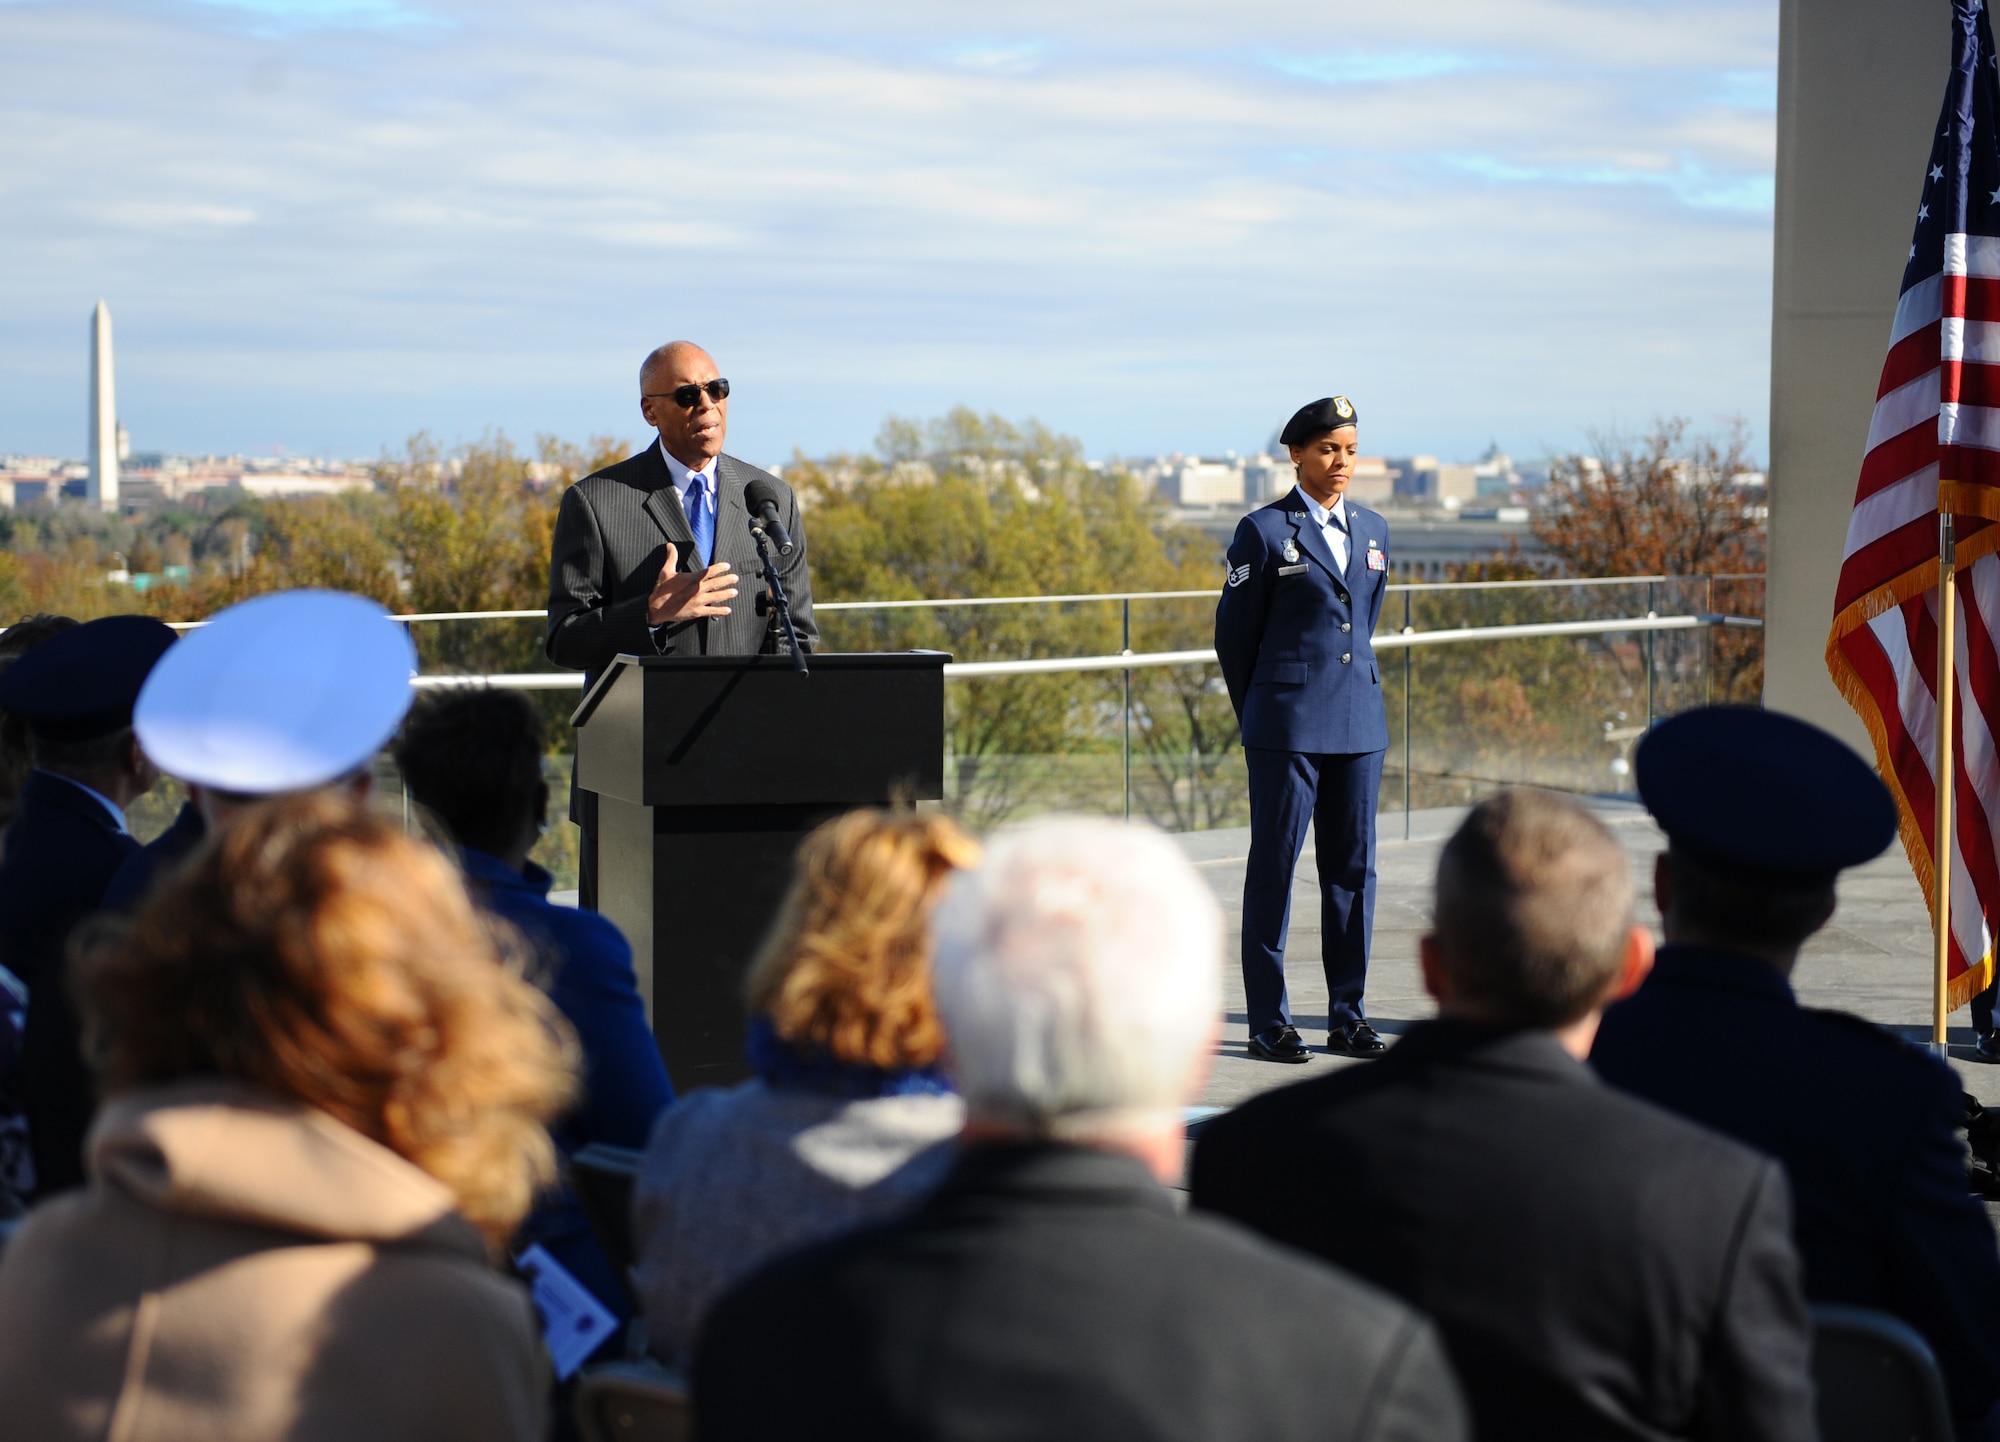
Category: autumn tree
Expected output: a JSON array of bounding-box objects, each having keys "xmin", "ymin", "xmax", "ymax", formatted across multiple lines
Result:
[
  {"xmin": 793, "ymin": 409, "xmax": 1237, "ymax": 827},
  {"xmin": 1534, "ymin": 418, "xmax": 1764, "ymax": 579},
  {"xmin": 1531, "ymin": 417, "xmax": 1764, "ymax": 703}
]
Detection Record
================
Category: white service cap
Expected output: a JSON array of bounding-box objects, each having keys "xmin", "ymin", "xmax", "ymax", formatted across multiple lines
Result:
[{"xmin": 135, "ymin": 589, "xmax": 417, "ymax": 795}]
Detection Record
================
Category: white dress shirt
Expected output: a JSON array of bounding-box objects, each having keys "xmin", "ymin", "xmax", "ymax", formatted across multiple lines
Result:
[
  {"xmin": 658, "ymin": 441, "xmax": 719, "ymax": 560},
  {"xmin": 650, "ymin": 442, "xmax": 722, "ymax": 636},
  {"xmin": 1299, "ymin": 489, "xmax": 1352, "ymax": 573}
]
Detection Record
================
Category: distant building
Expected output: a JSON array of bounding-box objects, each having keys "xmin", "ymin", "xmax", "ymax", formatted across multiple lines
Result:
[
  {"xmin": 1385, "ymin": 455, "xmax": 1478, "ymax": 504},
  {"xmin": 1158, "ymin": 456, "xmax": 1244, "ymax": 505},
  {"xmin": 1387, "ymin": 455, "xmax": 1437, "ymax": 499},
  {"xmin": 0, "ymin": 453, "xmax": 372, "ymax": 511},
  {"xmin": 1471, "ymin": 442, "xmax": 1524, "ymax": 498},
  {"xmin": 1243, "ymin": 453, "xmax": 1291, "ymax": 503},
  {"xmin": 1348, "ymin": 456, "xmax": 1394, "ymax": 505}
]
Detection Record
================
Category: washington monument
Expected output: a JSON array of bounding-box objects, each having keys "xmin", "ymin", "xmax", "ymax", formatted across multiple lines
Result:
[{"xmin": 88, "ymin": 300, "xmax": 117, "ymax": 514}]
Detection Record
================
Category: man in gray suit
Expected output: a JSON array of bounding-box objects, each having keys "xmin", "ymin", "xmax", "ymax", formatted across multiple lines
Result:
[{"xmin": 546, "ymin": 340, "xmax": 818, "ymax": 904}]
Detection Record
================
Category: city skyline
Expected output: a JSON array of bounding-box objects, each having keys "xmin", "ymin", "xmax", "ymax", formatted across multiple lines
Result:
[{"xmin": 7, "ymin": 305, "xmax": 1596, "ymax": 480}]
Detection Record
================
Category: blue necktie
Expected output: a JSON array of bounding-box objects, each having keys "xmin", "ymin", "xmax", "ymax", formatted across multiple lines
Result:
[
  {"xmin": 1326, "ymin": 505, "xmax": 1349, "ymax": 570},
  {"xmin": 687, "ymin": 474, "xmax": 715, "ymax": 566}
]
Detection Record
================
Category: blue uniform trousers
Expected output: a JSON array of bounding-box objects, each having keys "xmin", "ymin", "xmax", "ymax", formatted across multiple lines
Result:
[{"xmin": 1242, "ymin": 746, "xmax": 1383, "ymax": 1036}]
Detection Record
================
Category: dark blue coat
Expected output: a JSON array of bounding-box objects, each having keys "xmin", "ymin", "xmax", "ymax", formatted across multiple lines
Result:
[
  {"xmin": 99, "ymin": 800, "xmax": 205, "ymax": 913},
  {"xmin": 1593, "ymin": 946, "xmax": 2000, "ymax": 1424},
  {"xmin": 1214, "ymin": 489, "xmax": 1390, "ymax": 755},
  {"xmin": 1192, "ymin": 1020, "xmax": 1814, "ymax": 1442},
  {"xmin": 459, "ymin": 848, "xmax": 673, "ymax": 1322},
  {"xmin": 0, "ymin": 772, "xmax": 137, "ymax": 1196}
]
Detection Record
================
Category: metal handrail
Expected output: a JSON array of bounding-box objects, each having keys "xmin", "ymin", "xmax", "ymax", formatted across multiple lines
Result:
[
  {"xmin": 943, "ymin": 613, "xmax": 1756, "ymax": 677},
  {"xmin": 158, "ymin": 573, "xmax": 1767, "ymax": 630},
  {"xmin": 408, "ymin": 612, "xmax": 1760, "ymax": 688}
]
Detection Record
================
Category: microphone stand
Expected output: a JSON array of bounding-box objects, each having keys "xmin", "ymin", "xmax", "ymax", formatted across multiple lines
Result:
[{"xmin": 751, "ymin": 523, "xmax": 810, "ymax": 675}]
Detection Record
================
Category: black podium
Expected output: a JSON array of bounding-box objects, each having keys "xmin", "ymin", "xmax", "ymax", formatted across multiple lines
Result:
[{"xmin": 572, "ymin": 652, "xmax": 947, "ymax": 1091}]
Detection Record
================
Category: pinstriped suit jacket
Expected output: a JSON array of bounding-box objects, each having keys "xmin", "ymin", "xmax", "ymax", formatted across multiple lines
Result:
[{"xmin": 544, "ymin": 443, "xmax": 818, "ymax": 686}]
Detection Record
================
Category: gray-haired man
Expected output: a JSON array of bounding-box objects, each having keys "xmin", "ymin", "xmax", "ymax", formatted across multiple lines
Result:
[{"xmin": 695, "ymin": 816, "xmax": 1467, "ymax": 1442}]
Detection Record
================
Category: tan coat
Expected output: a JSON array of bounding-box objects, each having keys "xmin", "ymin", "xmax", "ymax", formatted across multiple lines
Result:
[{"xmin": 0, "ymin": 1079, "xmax": 546, "ymax": 1441}]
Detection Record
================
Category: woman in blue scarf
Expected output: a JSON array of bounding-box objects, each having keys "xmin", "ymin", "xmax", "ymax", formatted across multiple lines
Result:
[{"xmin": 632, "ymin": 808, "xmax": 978, "ymax": 1364}]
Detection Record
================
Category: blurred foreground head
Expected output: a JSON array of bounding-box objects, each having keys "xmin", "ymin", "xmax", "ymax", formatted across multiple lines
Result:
[
  {"xmin": 748, "ymin": 808, "xmax": 980, "ymax": 1072},
  {"xmin": 0, "ymin": 613, "xmax": 77, "ymax": 821},
  {"xmin": 930, "ymin": 816, "xmax": 1221, "ymax": 1139},
  {"xmin": 393, "ymin": 687, "xmax": 548, "ymax": 860},
  {"xmin": 1429, "ymin": 789, "xmax": 1647, "ymax": 1030},
  {"xmin": 78, "ymin": 792, "xmax": 577, "ymax": 1247}
]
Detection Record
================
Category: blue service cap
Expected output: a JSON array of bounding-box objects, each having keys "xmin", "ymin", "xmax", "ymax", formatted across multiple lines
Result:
[
  {"xmin": 0, "ymin": 614, "xmax": 176, "ymax": 741},
  {"xmin": 134, "ymin": 590, "xmax": 416, "ymax": 795},
  {"xmin": 1636, "ymin": 706, "xmax": 1897, "ymax": 882},
  {"xmin": 1279, "ymin": 395, "xmax": 1358, "ymax": 447}
]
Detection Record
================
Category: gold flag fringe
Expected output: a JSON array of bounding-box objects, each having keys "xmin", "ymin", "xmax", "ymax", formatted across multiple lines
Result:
[{"xmin": 1825, "ymin": 518, "xmax": 2000, "ymax": 1016}]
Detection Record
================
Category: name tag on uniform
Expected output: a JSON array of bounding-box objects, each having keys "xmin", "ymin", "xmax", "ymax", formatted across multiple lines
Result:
[
  {"xmin": 1277, "ymin": 563, "xmax": 1309, "ymax": 577},
  {"xmin": 1366, "ymin": 547, "xmax": 1387, "ymax": 572}
]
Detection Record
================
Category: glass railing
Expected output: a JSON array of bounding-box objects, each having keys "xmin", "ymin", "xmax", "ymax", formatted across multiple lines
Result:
[{"xmin": 135, "ymin": 575, "xmax": 1762, "ymax": 891}]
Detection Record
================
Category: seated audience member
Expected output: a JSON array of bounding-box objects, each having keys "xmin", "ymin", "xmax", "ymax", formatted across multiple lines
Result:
[
  {"xmin": 0, "ymin": 794, "xmax": 573, "ymax": 1442},
  {"xmin": 635, "ymin": 808, "xmax": 976, "ymax": 1365},
  {"xmin": 0, "ymin": 613, "xmax": 72, "ymax": 1201},
  {"xmin": 394, "ymin": 686, "xmax": 672, "ymax": 1333},
  {"xmin": 696, "ymin": 817, "xmax": 1468, "ymax": 1442},
  {"xmin": 102, "ymin": 588, "xmax": 416, "ymax": 912},
  {"xmin": 0, "ymin": 613, "xmax": 78, "ymax": 838},
  {"xmin": 1192, "ymin": 789, "xmax": 1815, "ymax": 1442},
  {"xmin": 1594, "ymin": 706, "xmax": 2000, "ymax": 1437},
  {"xmin": 0, "ymin": 615, "xmax": 175, "ymax": 1198}
]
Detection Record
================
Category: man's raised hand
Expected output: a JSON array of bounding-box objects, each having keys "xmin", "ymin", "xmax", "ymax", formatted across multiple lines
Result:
[{"xmin": 647, "ymin": 541, "xmax": 739, "ymax": 625}]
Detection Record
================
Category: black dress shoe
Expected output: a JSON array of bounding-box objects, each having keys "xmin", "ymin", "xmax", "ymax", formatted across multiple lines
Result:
[
  {"xmin": 1327, "ymin": 1020, "xmax": 1386, "ymax": 1058},
  {"xmin": 1247, "ymin": 1025, "xmax": 1311, "ymax": 1064},
  {"xmin": 1979, "ymin": 1031, "xmax": 2000, "ymax": 1063}
]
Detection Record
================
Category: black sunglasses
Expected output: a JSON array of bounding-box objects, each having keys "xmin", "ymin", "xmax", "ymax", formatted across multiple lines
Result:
[{"xmin": 645, "ymin": 378, "xmax": 730, "ymax": 409}]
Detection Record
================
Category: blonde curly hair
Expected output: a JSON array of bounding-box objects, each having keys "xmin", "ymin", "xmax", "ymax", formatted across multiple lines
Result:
[
  {"xmin": 77, "ymin": 792, "xmax": 578, "ymax": 1249},
  {"xmin": 746, "ymin": 808, "xmax": 980, "ymax": 1071}
]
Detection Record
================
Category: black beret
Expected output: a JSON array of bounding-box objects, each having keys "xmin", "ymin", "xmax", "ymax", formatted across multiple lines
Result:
[
  {"xmin": 1279, "ymin": 395, "xmax": 1359, "ymax": 447},
  {"xmin": 0, "ymin": 614, "xmax": 177, "ymax": 742},
  {"xmin": 1636, "ymin": 706, "xmax": 1897, "ymax": 883}
]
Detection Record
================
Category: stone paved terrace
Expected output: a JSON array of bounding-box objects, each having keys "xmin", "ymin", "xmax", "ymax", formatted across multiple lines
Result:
[{"xmin": 1182, "ymin": 803, "xmax": 2000, "ymax": 1113}]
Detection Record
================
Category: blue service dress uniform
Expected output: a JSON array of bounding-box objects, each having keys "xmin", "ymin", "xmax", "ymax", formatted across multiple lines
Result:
[
  {"xmin": 99, "ymin": 800, "xmax": 204, "ymax": 913},
  {"xmin": 0, "ymin": 773, "xmax": 138, "ymax": 1195},
  {"xmin": 457, "ymin": 847, "xmax": 674, "ymax": 1328},
  {"xmin": 1593, "ymin": 945, "xmax": 2000, "ymax": 1429},
  {"xmin": 1215, "ymin": 488, "xmax": 1391, "ymax": 1036}
]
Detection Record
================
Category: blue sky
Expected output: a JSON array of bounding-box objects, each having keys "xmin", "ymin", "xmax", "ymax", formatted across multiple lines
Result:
[{"xmin": 0, "ymin": 0, "xmax": 1782, "ymax": 468}]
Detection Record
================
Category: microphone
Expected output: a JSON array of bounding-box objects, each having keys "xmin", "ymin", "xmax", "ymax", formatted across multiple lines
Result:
[{"xmin": 744, "ymin": 478, "xmax": 795, "ymax": 555}]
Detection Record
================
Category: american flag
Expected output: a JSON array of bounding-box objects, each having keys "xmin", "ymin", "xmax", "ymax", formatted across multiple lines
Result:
[{"xmin": 1828, "ymin": 0, "xmax": 2000, "ymax": 1010}]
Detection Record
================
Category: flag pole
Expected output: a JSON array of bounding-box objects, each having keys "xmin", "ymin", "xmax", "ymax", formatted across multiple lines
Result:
[{"xmin": 1935, "ymin": 509, "xmax": 1958, "ymax": 1059}]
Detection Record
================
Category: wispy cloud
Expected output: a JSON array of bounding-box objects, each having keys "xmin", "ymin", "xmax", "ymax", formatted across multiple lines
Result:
[
  {"xmin": 1714, "ymin": 68, "xmax": 1779, "ymax": 110},
  {"xmin": 185, "ymin": 0, "xmax": 434, "ymax": 29},
  {"xmin": 1273, "ymin": 49, "xmax": 1493, "ymax": 85},
  {"xmin": 1445, "ymin": 151, "xmax": 1775, "ymax": 211},
  {"xmin": 942, "ymin": 39, "xmax": 1045, "ymax": 74}
]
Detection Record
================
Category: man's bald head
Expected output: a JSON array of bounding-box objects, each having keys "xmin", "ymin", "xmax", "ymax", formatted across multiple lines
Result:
[
  {"xmin": 639, "ymin": 341, "xmax": 714, "ymax": 395},
  {"xmin": 638, "ymin": 341, "xmax": 728, "ymax": 467}
]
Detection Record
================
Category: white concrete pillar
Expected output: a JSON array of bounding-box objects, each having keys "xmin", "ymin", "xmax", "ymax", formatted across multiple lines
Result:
[
  {"xmin": 87, "ymin": 300, "xmax": 118, "ymax": 514},
  {"xmin": 1766, "ymin": 0, "xmax": 1948, "ymax": 745}
]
